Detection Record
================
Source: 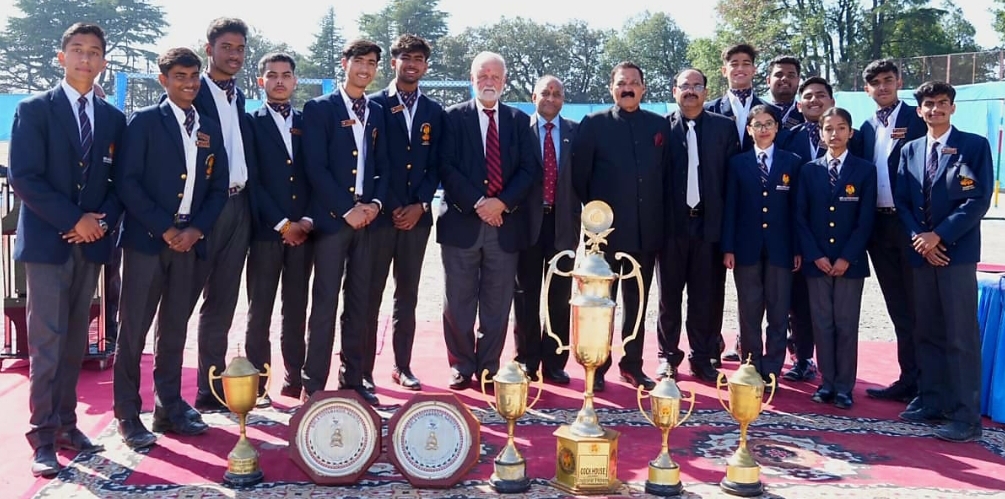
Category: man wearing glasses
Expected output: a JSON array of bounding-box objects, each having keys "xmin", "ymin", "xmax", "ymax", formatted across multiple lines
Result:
[{"xmin": 657, "ymin": 68, "xmax": 739, "ymax": 383}]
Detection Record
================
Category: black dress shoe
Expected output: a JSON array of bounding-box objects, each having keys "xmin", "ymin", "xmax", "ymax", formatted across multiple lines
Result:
[
  {"xmin": 392, "ymin": 368, "xmax": 422, "ymax": 391},
  {"xmin": 280, "ymin": 383, "xmax": 303, "ymax": 398},
  {"xmin": 152, "ymin": 415, "xmax": 209, "ymax": 436},
  {"xmin": 449, "ymin": 371, "xmax": 472, "ymax": 390},
  {"xmin": 935, "ymin": 421, "xmax": 982, "ymax": 443},
  {"xmin": 542, "ymin": 367, "xmax": 571, "ymax": 385},
  {"xmin": 811, "ymin": 387, "xmax": 835, "ymax": 404},
  {"xmin": 620, "ymin": 370, "xmax": 657, "ymax": 391},
  {"xmin": 899, "ymin": 406, "xmax": 947, "ymax": 423},
  {"xmin": 56, "ymin": 428, "xmax": 105, "ymax": 453},
  {"xmin": 833, "ymin": 392, "xmax": 853, "ymax": 410},
  {"xmin": 690, "ymin": 363, "xmax": 721, "ymax": 383},
  {"xmin": 117, "ymin": 418, "xmax": 157, "ymax": 450},
  {"xmin": 722, "ymin": 350, "xmax": 741, "ymax": 362},
  {"xmin": 353, "ymin": 386, "xmax": 380, "ymax": 406},
  {"xmin": 157, "ymin": 404, "xmax": 204, "ymax": 424},
  {"xmin": 255, "ymin": 394, "xmax": 273, "ymax": 409},
  {"xmin": 194, "ymin": 396, "xmax": 228, "ymax": 414},
  {"xmin": 31, "ymin": 444, "xmax": 60, "ymax": 478},
  {"xmin": 783, "ymin": 359, "xmax": 814, "ymax": 381},
  {"xmin": 865, "ymin": 381, "xmax": 916, "ymax": 403},
  {"xmin": 655, "ymin": 359, "xmax": 677, "ymax": 380},
  {"xmin": 593, "ymin": 377, "xmax": 606, "ymax": 393},
  {"xmin": 363, "ymin": 375, "xmax": 376, "ymax": 393},
  {"xmin": 904, "ymin": 396, "xmax": 925, "ymax": 413}
]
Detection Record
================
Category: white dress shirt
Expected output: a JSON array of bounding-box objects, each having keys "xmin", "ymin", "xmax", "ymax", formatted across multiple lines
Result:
[
  {"xmin": 869, "ymin": 100, "xmax": 903, "ymax": 207},
  {"xmin": 165, "ymin": 99, "xmax": 200, "ymax": 216},
  {"xmin": 202, "ymin": 75, "xmax": 248, "ymax": 189},
  {"xmin": 61, "ymin": 79, "xmax": 94, "ymax": 138}
]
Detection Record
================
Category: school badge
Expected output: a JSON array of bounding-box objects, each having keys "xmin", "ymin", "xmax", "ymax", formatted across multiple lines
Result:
[
  {"xmin": 844, "ymin": 184, "xmax": 855, "ymax": 197},
  {"xmin": 781, "ymin": 173, "xmax": 790, "ymax": 186},
  {"xmin": 206, "ymin": 154, "xmax": 215, "ymax": 178},
  {"xmin": 421, "ymin": 123, "xmax": 432, "ymax": 145},
  {"xmin": 960, "ymin": 177, "xmax": 975, "ymax": 189}
]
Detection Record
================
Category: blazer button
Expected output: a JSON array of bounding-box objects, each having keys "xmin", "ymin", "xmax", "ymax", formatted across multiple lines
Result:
[
  {"xmin": 483, "ymin": 179, "xmax": 489, "ymax": 185},
  {"xmin": 762, "ymin": 207, "xmax": 768, "ymax": 213},
  {"xmin": 79, "ymin": 161, "xmax": 84, "ymax": 167},
  {"xmin": 286, "ymin": 159, "xmax": 292, "ymax": 165},
  {"xmin": 181, "ymin": 174, "xmax": 187, "ymax": 179},
  {"xmin": 178, "ymin": 193, "xmax": 184, "ymax": 198},
  {"xmin": 290, "ymin": 176, "xmax": 294, "ymax": 181},
  {"xmin": 762, "ymin": 223, "xmax": 768, "ymax": 228},
  {"xmin": 352, "ymin": 169, "xmax": 357, "ymax": 174},
  {"xmin": 77, "ymin": 184, "xmax": 82, "ymax": 190},
  {"xmin": 407, "ymin": 181, "xmax": 411, "ymax": 186},
  {"xmin": 829, "ymin": 222, "xmax": 835, "ymax": 227},
  {"xmin": 352, "ymin": 150, "xmax": 358, "ymax": 157},
  {"xmin": 829, "ymin": 206, "xmax": 835, "ymax": 212},
  {"xmin": 349, "ymin": 187, "xmax": 355, "ymax": 192},
  {"xmin": 292, "ymin": 195, "xmax": 297, "ymax": 199},
  {"xmin": 762, "ymin": 191, "xmax": 768, "ymax": 197},
  {"xmin": 406, "ymin": 163, "xmax": 412, "ymax": 170},
  {"xmin": 407, "ymin": 146, "xmax": 411, "ymax": 151},
  {"xmin": 829, "ymin": 238, "xmax": 835, "ymax": 244}
]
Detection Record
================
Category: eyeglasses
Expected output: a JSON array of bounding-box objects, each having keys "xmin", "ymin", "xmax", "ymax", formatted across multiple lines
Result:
[
  {"xmin": 749, "ymin": 121, "xmax": 777, "ymax": 131},
  {"xmin": 676, "ymin": 84, "xmax": 705, "ymax": 92}
]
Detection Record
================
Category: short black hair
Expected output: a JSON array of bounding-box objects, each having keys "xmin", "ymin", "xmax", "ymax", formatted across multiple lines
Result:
[
  {"xmin": 820, "ymin": 107, "xmax": 853, "ymax": 128},
  {"xmin": 61, "ymin": 22, "xmax": 106, "ymax": 56},
  {"xmin": 206, "ymin": 17, "xmax": 248, "ymax": 46},
  {"xmin": 390, "ymin": 34, "xmax": 431, "ymax": 60},
  {"xmin": 258, "ymin": 52, "xmax": 296, "ymax": 75},
  {"xmin": 158, "ymin": 47, "xmax": 202, "ymax": 75},
  {"xmin": 722, "ymin": 43, "xmax": 757, "ymax": 64},
  {"xmin": 343, "ymin": 39, "xmax": 382, "ymax": 62},
  {"xmin": 862, "ymin": 59, "xmax": 900, "ymax": 84},
  {"xmin": 674, "ymin": 68, "xmax": 708, "ymax": 87},
  {"xmin": 797, "ymin": 76, "xmax": 834, "ymax": 98},
  {"xmin": 914, "ymin": 80, "xmax": 956, "ymax": 105},
  {"xmin": 768, "ymin": 55, "xmax": 801, "ymax": 76},
  {"xmin": 747, "ymin": 104, "xmax": 777, "ymax": 125},
  {"xmin": 610, "ymin": 61, "xmax": 645, "ymax": 86}
]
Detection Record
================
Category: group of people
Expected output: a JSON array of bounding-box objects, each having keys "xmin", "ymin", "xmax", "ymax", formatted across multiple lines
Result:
[{"xmin": 9, "ymin": 17, "xmax": 991, "ymax": 479}]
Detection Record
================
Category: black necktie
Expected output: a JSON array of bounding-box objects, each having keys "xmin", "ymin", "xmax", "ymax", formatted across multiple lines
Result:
[
  {"xmin": 268, "ymin": 101, "xmax": 291, "ymax": 120},
  {"xmin": 212, "ymin": 77, "xmax": 236, "ymax": 103},
  {"xmin": 77, "ymin": 95, "xmax": 92, "ymax": 183},
  {"xmin": 731, "ymin": 88, "xmax": 752, "ymax": 106},
  {"xmin": 351, "ymin": 96, "xmax": 366, "ymax": 123},
  {"xmin": 183, "ymin": 107, "xmax": 195, "ymax": 136}
]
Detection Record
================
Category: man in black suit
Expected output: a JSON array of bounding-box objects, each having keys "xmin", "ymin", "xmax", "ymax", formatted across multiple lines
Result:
[
  {"xmin": 572, "ymin": 61, "xmax": 670, "ymax": 392},
  {"xmin": 659, "ymin": 68, "xmax": 740, "ymax": 383},
  {"xmin": 765, "ymin": 55, "xmax": 803, "ymax": 129},
  {"xmin": 244, "ymin": 52, "xmax": 313, "ymax": 405},
  {"xmin": 9, "ymin": 23, "xmax": 124, "ymax": 477},
  {"xmin": 705, "ymin": 44, "xmax": 764, "ymax": 152},
  {"xmin": 190, "ymin": 17, "xmax": 256, "ymax": 413},
  {"xmin": 365, "ymin": 34, "xmax": 444, "ymax": 392},
  {"xmin": 856, "ymin": 60, "xmax": 928, "ymax": 407},
  {"xmin": 513, "ymin": 75, "xmax": 580, "ymax": 385},
  {"xmin": 438, "ymin": 51, "xmax": 540, "ymax": 390},
  {"xmin": 301, "ymin": 39, "xmax": 388, "ymax": 406}
]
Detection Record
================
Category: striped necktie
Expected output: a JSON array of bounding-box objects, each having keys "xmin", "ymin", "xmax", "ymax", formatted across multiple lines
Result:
[
  {"xmin": 924, "ymin": 141, "xmax": 940, "ymax": 228},
  {"xmin": 828, "ymin": 158, "xmax": 840, "ymax": 189},
  {"xmin": 484, "ymin": 109, "xmax": 503, "ymax": 196},
  {"xmin": 77, "ymin": 96, "xmax": 92, "ymax": 178},
  {"xmin": 757, "ymin": 152, "xmax": 769, "ymax": 186}
]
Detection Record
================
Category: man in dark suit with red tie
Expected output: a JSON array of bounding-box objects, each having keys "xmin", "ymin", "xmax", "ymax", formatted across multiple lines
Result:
[
  {"xmin": 365, "ymin": 34, "xmax": 444, "ymax": 392},
  {"xmin": 513, "ymin": 75, "xmax": 580, "ymax": 385},
  {"xmin": 9, "ymin": 23, "xmax": 125, "ymax": 477},
  {"xmin": 244, "ymin": 52, "xmax": 313, "ymax": 405},
  {"xmin": 438, "ymin": 51, "xmax": 540, "ymax": 390}
]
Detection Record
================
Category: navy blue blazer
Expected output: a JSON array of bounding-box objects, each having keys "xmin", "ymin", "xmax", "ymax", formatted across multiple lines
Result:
[
  {"xmin": 795, "ymin": 154, "xmax": 877, "ymax": 278},
  {"xmin": 705, "ymin": 93, "xmax": 767, "ymax": 151},
  {"xmin": 368, "ymin": 88, "xmax": 444, "ymax": 229},
  {"xmin": 894, "ymin": 127, "xmax": 993, "ymax": 267},
  {"xmin": 437, "ymin": 100, "xmax": 540, "ymax": 253},
  {"xmin": 246, "ymin": 106, "xmax": 310, "ymax": 241},
  {"xmin": 722, "ymin": 147, "xmax": 803, "ymax": 268},
  {"xmin": 9, "ymin": 86, "xmax": 125, "ymax": 264},
  {"xmin": 855, "ymin": 103, "xmax": 926, "ymax": 195},
  {"xmin": 778, "ymin": 123, "xmax": 824, "ymax": 164},
  {"xmin": 301, "ymin": 92, "xmax": 389, "ymax": 235},
  {"xmin": 115, "ymin": 100, "xmax": 230, "ymax": 258},
  {"xmin": 766, "ymin": 101, "xmax": 804, "ymax": 129}
]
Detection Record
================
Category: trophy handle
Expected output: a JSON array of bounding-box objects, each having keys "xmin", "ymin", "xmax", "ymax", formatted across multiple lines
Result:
[
  {"xmin": 480, "ymin": 369, "xmax": 497, "ymax": 412},
  {"xmin": 260, "ymin": 363, "xmax": 272, "ymax": 399},
  {"xmin": 764, "ymin": 373, "xmax": 777, "ymax": 406},
  {"xmin": 677, "ymin": 390, "xmax": 697, "ymax": 427},
  {"xmin": 613, "ymin": 251, "xmax": 644, "ymax": 355},
  {"xmin": 526, "ymin": 368, "xmax": 545, "ymax": 411},
  {"xmin": 543, "ymin": 250, "xmax": 576, "ymax": 355},
  {"xmin": 636, "ymin": 385, "xmax": 656, "ymax": 427},
  {"xmin": 208, "ymin": 365, "xmax": 227, "ymax": 408},
  {"xmin": 715, "ymin": 372, "xmax": 731, "ymax": 413}
]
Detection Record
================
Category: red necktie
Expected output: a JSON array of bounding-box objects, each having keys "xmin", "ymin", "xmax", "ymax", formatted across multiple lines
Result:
[
  {"xmin": 484, "ymin": 109, "xmax": 502, "ymax": 196},
  {"xmin": 543, "ymin": 122, "xmax": 558, "ymax": 205}
]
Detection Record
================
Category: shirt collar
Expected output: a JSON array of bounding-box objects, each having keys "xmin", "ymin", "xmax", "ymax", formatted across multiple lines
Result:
[
  {"xmin": 386, "ymin": 81, "xmax": 422, "ymax": 100},
  {"xmin": 165, "ymin": 98, "xmax": 199, "ymax": 130},
  {"xmin": 339, "ymin": 84, "xmax": 367, "ymax": 107},
  {"xmin": 825, "ymin": 149, "xmax": 849, "ymax": 167},
  {"xmin": 475, "ymin": 98, "xmax": 499, "ymax": 113},
  {"xmin": 61, "ymin": 79, "xmax": 93, "ymax": 108},
  {"xmin": 754, "ymin": 144, "xmax": 774, "ymax": 159},
  {"xmin": 928, "ymin": 127, "xmax": 952, "ymax": 150},
  {"xmin": 535, "ymin": 113, "xmax": 558, "ymax": 127}
]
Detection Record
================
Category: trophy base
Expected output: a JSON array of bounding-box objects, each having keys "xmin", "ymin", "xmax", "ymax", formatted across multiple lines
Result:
[
  {"xmin": 551, "ymin": 426, "xmax": 622, "ymax": 495},
  {"xmin": 490, "ymin": 474, "xmax": 531, "ymax": 493},
  {"xmin": 646, "ymin": 480, "xmax": 684, "ymax": 497},
  {"xmin": 223, "ymin": 469, "xmax": 264, "ymax": 488},
  {"xmin": 719, "ymin": 478, "xmax": 764, "ymax": 497}
]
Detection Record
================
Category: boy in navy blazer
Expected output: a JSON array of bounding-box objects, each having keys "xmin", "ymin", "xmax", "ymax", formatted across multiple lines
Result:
[
  {"xmin": 894, "ymin": 81, "xmax": 992, "ymax": 443},
  {"xmin": 301, "ymin": 39, "xmax": 388, "ymax": 406},
  {"xmin": 705, "ymin": 43, "xmax": 765, "ymax": 152},
  {"xmin": 795, "ymin": 107, "xmax": 876, "ymax": 410},
  {"xmin": 113, "ymin": 48, "xmax": 229, "ymax": 450},
  {"xmin": 722, "ymin": 105, "xmax": 803, "ymax": 385},
  {"xmin": 244, "ymin": 52, "xmax": 313, "ymax": 404},
  {"xmin": 9, "ymin": 23, "xmax": 125, "ymax": 477}
]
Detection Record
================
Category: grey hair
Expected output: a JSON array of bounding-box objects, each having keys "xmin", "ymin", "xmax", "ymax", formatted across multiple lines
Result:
[{"xmin": 470, "ymin": 51, "xmax": 506, "ymax": 78}]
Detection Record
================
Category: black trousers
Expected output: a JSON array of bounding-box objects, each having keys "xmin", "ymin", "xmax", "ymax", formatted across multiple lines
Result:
[
  {"xmin": 867, "ymin": 212, "xmax": 917, "ymax": 387},
  {"xmin": 513, "ymin": 211, "xmax": 572, "ymax": 375}
]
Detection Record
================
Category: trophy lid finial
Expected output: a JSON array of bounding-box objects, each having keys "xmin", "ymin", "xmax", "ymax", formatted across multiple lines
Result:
[
  {"xmin": 650, "ymin": 377, "xmax": 683, "ymax": 400},
  {"xmin": 493, "ymin": 361, "xmax": 529, "ymax": 385},
  {"xmin": 220, "ymin": 356, "xmax": 260, "ymax": 377},
  {"xmin": 727, "ymin": 354, "xmax": 766, "ymax": 387}
]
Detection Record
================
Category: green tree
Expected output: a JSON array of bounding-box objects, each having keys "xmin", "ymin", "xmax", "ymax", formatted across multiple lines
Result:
[
  {"xmin": 302, "ymin": 7, "xmax": 346, "ymax": 83},
  {"xmin": 686, "ymin": 37, "xmax": 727, "ymax": 98},
  {"xmin": 358, "ymin": 0, "xmax": 450, "ymax": 89},
  {"xmin": 603, "ymin": 11, "xmax": 690, "ymax": 102},
  {"xmin": 557, "ymin": 21, "xmax": 613, "ymax": 103},
  {"xmin": 0, "ymin": 0, "xmax": 166, "ymax": 92}
]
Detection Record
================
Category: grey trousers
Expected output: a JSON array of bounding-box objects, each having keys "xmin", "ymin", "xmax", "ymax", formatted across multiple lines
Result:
[
  {"xmin": 734, "ymin": 258, "xmax": 792, "ymax": 378},
  {"xmin": 806, "ymin": 275, "xmax": 865, "ymax": 394}
]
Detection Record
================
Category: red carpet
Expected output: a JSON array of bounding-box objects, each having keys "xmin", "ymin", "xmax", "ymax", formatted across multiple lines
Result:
[{"xmin": 3, "ymin": 319, "xmax": 1004, "ymax": 498}]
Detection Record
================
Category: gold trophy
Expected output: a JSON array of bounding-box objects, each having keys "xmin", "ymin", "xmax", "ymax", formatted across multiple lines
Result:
[
  {"xmin": 208, "ymin": 356, "xmax": 272, "ymax": 487},
  {"xmin": 637, "ymin": 378, "xmax": 695, "ymax": 496},
  {"xmin": 543, "ymin": 200, "xmax": 644, "ymax": 495},
  {"xmin": 480, "ymin": 361, "xmax": 543, "ymax": 493},
  {"xmin": 716, "ymin": 356, "xmax": 776, "ymax": 497}
]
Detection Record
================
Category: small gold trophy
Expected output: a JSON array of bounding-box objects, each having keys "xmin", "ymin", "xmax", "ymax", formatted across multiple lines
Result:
[
  {"xmin": 209, "ymin": 357, "xmax": 272, "ymax": 487},
  {"xmin": 716, "ymin": 356, "xmax": 776, "ymax": 497},
  {"xmin": 480, "ymin": 361, "xmax": 543, "ymax": 493},
  {"xmin": 543, "ymin": 201, "xmax": 644, "ymax": 495},
  {"xmin": 637, "ymin": 378, "xmax": 695, "ymax": 496}
]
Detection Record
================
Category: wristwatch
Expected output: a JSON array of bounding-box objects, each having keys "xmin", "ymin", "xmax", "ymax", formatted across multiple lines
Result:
[{"xmin": 98, "ymin": 219, "xmax": 109, "ymax": 232}]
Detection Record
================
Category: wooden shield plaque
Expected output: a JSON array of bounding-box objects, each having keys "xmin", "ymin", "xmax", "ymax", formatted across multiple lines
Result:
[
  {"xmin": 288, "ymin": 390, "xmax": 382, "ymax": 485},
  {"xmin": 387, "ymin": 392, "xmax": 480, "ymax": 488}
]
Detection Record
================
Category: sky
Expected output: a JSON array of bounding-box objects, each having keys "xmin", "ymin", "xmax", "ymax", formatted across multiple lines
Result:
[{"xmin": 0, "ymin": 0, "xmax": 1000, "ymax": 57}]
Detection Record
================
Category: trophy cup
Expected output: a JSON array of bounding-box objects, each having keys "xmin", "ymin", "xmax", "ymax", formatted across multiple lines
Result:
[
  {"xmin": 637, "ymin": 378, "xmax": 696, "ymax": 496},
  {"xmin": 543, "ymin": 200, "xmax": 645, "ymax": 495},
  {"xmin": 480, "ymin": 361, "xmax": 544, "ymax": 493},
  {"xmin": 208, "ymin": 356, "xmax": 272, "ymax": 487},
  {"xmin": 716, "ymin": 356, "xmax": 776, "ymax": 497}
]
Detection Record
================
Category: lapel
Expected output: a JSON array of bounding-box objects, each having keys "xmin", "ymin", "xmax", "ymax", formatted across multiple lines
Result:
[
  {"xmin": 51, "ymin": 87, "xmax": 84, "ymax": 160},
  {"xmin": 529, "ymin": 114, "xmax": 542, "ymax": 159},
  {"xmin": 195, "ymin": 80, "xmax": 221, "ymax": 124},
  {"xmin": 906, "ymin": 140, "xmax": 926, "ymax": 184},
  {"xmin": 892, "ymin": 104, "xmax": 914, "ymax": 148},
  {"xmin": 670, "ymin": 111, "xmax": 686, "ymax": 148},
  {"xmin": 291, "ymin": 110, "xmax": 303, "ymax": 157},
  {"xmin": 464, "ymin": 100, "xmax": 483, "ymax": 161},
  {"xmin": 935, "ymin": 127, "xmax": 961, "ymax": 183},
  {"xmin": 559, "ymin": 116, "xmax": 573, "ymax": 171},
  {"xmin": 385, "ymin": 89, "xmax": 410, "ymax": 138},
  {"xmin": 766, "ymin": 149, "xmax": 786, "ymax": 186},
  {"xmin": 158, "ymin": 100, "xmax": 186, "ymax": 167},
  {"xmin": 833, "ymin": 155, "xmax": 857, "ymax": 199},
  {"xmin": 257, "ymin": 106, "xmax": 287, "ymax": 155},
  {"xmin": 498, "ymin": 104, "xmax": 513, "ymax": 169},
  {"xmin": 91, "ymin": 98, "xmax": 112, "ymax": 166}
]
